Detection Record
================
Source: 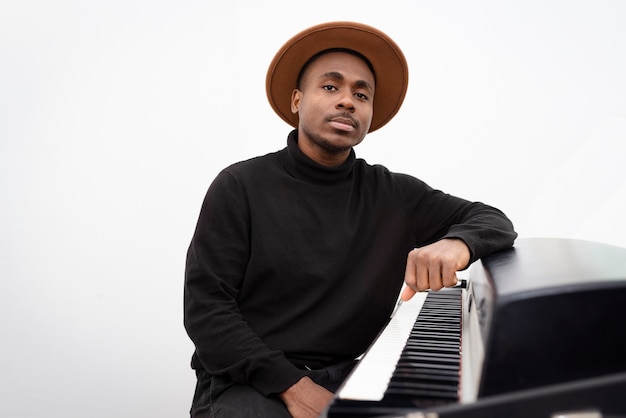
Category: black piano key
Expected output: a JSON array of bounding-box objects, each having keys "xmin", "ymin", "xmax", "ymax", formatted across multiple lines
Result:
[
  {"xmin": 408, "ymin": 331, "xmax": 460, "ymax": 343},
  {"xmin": 393, "ymin": 361, "xmax": 460, "ymax": 374},
  {"xmin": 384, "ymin": 386, "xmax": 458, "ymax": 400},
  {"xmin": 399, "ymin": 353, "xmax": 460, "ymax": 364},
  {"xmin": 392, "ymin": 370, "xmax": 459, "ymax": 385},
  {"xmin": 403, "ymin": 340, "xmax": 460, "ymax": 351},
  {"xmin": 391, "ymin": 378, "xmax": 459, "ymax": 387},
  {"xmin": 387, "ymin": 379, "xmax": 459, "ymax": 392},
  {"xmin": 393, "ymin": 369, "xmax": 459, "ymax": 379},
  {"xmin": 411, "ymin": 326, "xmax": 460, "ymax": 335},
  {"xmin": 391, "ymin": 381, "xmax": 459, "ymax": 394}
]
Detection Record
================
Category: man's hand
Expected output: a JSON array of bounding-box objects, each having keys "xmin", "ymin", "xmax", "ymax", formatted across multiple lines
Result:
[
  {"xmin": 279, "ymin": 376, "xmax": 334, "ymax": 418},
  {"xmin": 401, "ymin": 238, "xmax": 470, "ymax": 301}
]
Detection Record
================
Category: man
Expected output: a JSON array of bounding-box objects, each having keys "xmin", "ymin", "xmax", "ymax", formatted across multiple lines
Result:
[{"xmin": 184, "ymin": 21, "xmax": 517, "ymax": 418}]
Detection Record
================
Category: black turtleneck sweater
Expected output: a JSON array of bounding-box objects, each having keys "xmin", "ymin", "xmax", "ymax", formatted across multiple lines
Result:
[{"xmin": 184, "ymin": 130, "xmax": 517, "ymax": 396}]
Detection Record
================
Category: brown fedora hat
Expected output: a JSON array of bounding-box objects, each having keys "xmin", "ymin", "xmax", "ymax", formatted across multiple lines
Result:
[{"xmin": 266, "ymin": 21, "xmax": 409, "ymax": 133}]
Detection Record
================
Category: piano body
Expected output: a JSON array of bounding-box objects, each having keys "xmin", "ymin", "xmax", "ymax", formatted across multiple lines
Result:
[{"xmin": 323, "ymin": 238, "xmax": 626, "ymax": 417}]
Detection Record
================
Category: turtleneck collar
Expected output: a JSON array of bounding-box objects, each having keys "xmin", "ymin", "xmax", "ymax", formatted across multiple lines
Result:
[{"xmin": 280, "ymin": 130, "xmax": 356, "ymax": 183}]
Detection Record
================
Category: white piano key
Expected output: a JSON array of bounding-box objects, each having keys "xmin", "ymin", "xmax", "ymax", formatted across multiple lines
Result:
[{"xmin": 337, "ymin": 292, "xmax": 429, "ymax": 401}]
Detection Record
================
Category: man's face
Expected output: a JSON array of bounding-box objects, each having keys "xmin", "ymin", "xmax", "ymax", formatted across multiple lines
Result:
[{"xmin": 291, "ymin": 51, "xmax": 375, "ymax": 160}]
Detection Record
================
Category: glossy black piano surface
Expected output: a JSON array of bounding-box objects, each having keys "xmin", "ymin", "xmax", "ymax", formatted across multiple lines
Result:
[{"xmin": 474, "ymin": 237, "xmax": 626, "ymax": 397}]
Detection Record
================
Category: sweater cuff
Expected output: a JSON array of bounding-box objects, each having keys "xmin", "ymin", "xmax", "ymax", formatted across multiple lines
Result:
[{"xmin": 250, "ymin": 360, "xmax": 308, "ymax": 397}]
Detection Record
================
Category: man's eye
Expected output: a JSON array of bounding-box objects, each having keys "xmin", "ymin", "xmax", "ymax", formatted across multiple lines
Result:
[
  {"xmin": 323, "ymin": 85, "xmax": 336, "ymax": 91},
  {"xmin": 356, "ymin": 92, "xmax": 369, "ymax": 100}
]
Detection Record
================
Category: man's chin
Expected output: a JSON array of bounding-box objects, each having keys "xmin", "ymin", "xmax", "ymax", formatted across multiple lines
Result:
[
  {"xmin": 324, "ymin": 130, "xmax": 365, "ymax": 150},
  {"xmin": 319, "ymin": 138, "xmax": 359, "ymax": 153}
]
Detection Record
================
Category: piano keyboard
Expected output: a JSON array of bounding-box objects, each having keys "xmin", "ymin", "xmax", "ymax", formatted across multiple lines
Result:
[
  {"xmin": 336, "ymin": 292, "xmax": 429, "ymax": 401},
  {"xmin": 330, "ymin": 288, "xmax": 463, "ymax": 416}
]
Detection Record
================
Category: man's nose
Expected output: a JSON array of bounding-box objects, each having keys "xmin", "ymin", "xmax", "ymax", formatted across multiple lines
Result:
[{"xmin": 336, "ymin": 92, "xmax": 355, "ymax": 112}]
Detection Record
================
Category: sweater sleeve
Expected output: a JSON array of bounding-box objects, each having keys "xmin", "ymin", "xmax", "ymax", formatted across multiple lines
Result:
[
  {"xmin": 402, "ymin": 175, "xmax": 517, "ymax": 264},
  {"xmin": 443, "ymin": 202, "xmax": 518, "ymax": 265},
  {"xmin": 183, "ymin": 169, "xmax": 306, "ymax": 396}
]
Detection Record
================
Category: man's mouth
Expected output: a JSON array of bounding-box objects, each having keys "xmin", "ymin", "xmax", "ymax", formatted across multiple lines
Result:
[{"xmin": 329, "ymin": 116, "xmax": 357, "ymax": 132}]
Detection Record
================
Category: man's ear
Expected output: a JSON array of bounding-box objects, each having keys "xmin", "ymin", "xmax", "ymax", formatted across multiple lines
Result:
[{"xmin": 290, "ymin": 89, "xmax": 302, "ymax": 114}]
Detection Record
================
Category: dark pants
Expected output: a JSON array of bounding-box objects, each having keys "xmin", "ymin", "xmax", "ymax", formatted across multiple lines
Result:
[{"xmin": 190, "ymin": 360, "xmax": 357, "ymax": 418}]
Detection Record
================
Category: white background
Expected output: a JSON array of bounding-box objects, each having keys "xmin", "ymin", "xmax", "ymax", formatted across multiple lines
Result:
[{"xmin": 1, "ymin": 1, "xmax": 625, "ymax": 417}]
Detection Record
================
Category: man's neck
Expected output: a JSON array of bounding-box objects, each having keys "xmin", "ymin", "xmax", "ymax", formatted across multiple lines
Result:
[{"xmin": 296, "ymin": 135, "xmax": 352, "ymax": 167}]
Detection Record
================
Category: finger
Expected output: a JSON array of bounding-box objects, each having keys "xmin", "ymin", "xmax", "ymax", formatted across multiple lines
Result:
[
  {"xmin": 428, "ymin": 264, "xmax": 444, "ymax": 291},
  {"xmin": 413, "ymin": 251, "xmax": 431, "ymax": 292},
  {"xmin": 441, "ymin": 262, "xmax": 459, "ymax": 288},
  {"xmin": 403, "ymin": 253, "xmax": 417, "ymax": 293},
  {"xmin": 404, "ymin": 249, "xmax": 429, "ymax": 291},
  {"xmin": 416, "ymin": 265, "xmax": 430, "ymax": 291},
  {"xmin": 400, "ymin": 285, "xmax": 416, "ymax": 301},
  {"xmin": 442, "ymin": 272, "xmax": 459, "ymax": 288}
]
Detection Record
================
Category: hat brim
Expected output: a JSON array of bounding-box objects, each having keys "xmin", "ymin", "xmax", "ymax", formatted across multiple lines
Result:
[{"xmin": 266, "ymin": 21, "xmax": 409, "ymax": 133}]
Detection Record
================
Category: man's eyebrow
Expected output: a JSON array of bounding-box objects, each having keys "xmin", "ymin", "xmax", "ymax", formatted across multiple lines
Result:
[
  {"xmin": 320, "ymin": 71, "xmax": 344, "ymax": 81},
  {"xmin": 319, "ymin": 71, "xmax": 374, "ymax": 92}
]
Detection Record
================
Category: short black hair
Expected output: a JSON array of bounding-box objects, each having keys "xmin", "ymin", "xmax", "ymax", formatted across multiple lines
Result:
[{"xmin": 296, "ymin": 48, "xmax": 376, "ymax": 90}]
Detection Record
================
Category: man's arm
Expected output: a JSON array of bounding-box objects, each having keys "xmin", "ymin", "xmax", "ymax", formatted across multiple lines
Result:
[
  {"xmin": 401, "ymin": 176, "xmax": 517, "ymax": 299},
  {"xmin": 184, "ymin": 170, "xmax": 306, "ymax": 396}
]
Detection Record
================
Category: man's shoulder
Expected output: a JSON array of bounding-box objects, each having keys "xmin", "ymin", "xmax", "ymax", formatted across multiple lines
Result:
[
  {"xmin": 354, "ymin": 158, "xmax": 421, "ymax": 184},
  {"xmin": 224, "ymin": 147, "xmax": 285, "ymax": 173}
]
